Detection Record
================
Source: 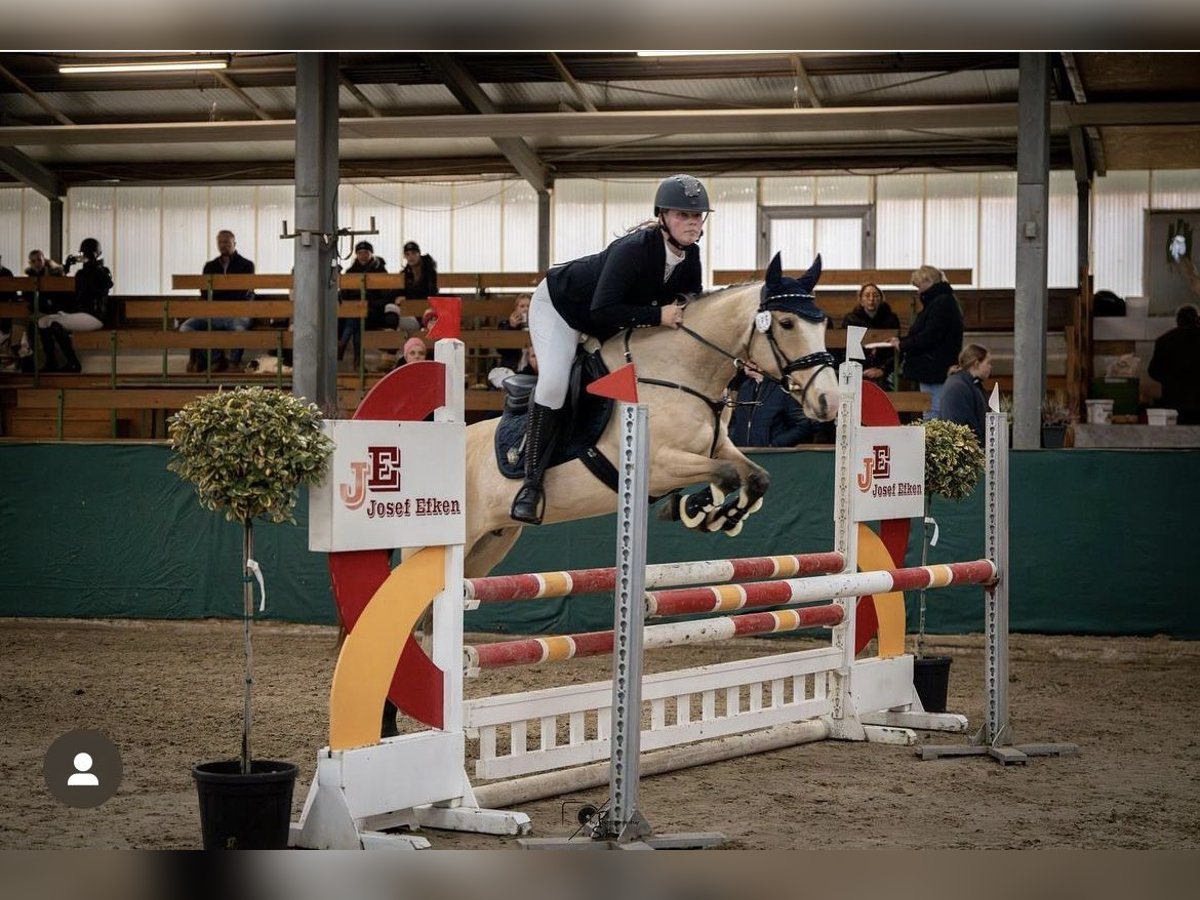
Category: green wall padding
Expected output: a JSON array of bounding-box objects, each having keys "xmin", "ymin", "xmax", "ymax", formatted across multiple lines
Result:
[{"xmin": 0, "ymin": 443, "xmax": 1194, "ymax": 637}]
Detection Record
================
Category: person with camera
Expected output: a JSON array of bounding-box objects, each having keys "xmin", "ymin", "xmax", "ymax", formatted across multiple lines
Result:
[
  {"xmin": 179, "ymin": 229, "xmax": 255, "ymax": 373},
  {"xmin": 510, "ymin": 173, "xmax": 709, "ymax": 525},
  {"xmin": 35, "ymin": 238, "xmax": 112, "ymax": 373},
  {"xmin": 493, "ymin": 292, "xmax": 531, "ymax": 374},
  {"xmin": 401, "ymin": 240, "xmax": 438, "ymax": 300}
]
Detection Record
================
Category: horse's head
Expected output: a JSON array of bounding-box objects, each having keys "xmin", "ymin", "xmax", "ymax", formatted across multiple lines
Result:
[{"xmin": 749, "ymin": 252, "xmax": 839, "ymax": 421}]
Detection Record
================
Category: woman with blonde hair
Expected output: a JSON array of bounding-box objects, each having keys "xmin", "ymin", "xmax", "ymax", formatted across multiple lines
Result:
[{"xmin": 940, "ymin": 343, "xmax": 991, "ymax": 442}]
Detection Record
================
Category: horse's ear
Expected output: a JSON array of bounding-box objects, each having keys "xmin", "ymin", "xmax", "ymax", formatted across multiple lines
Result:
[
  {"xmin": 797, "ymin": 253, "xmax": 823, "ymax": 293},
  {"xmin": 765, "ymin": 252, "xmax": 783, "ymax": 287}
]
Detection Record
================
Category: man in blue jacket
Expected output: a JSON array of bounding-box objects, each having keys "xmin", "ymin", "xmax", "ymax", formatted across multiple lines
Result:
[{"xmin": 727, "ymin": 372, "xmax": 813, "ymax": 448}]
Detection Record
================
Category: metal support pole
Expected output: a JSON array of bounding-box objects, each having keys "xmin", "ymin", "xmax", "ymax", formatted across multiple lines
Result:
[
  {"xmin": 601, "ymin": 402, "xmax": 652, "ymax": 843},
  {"xmin": 49, "ymin": 199, "xmax": 64, "ymax": 265},
  {"xmin": 919, "ymin": 391, "xmax": 1078, "ymax": 764},
  {"xmin": 536, "ymin": 188, "xmax": 551, "ymax": 274},
  {"xmin": 293, "ymin": 52, "xmax": 340, "ymax": 409},
  {"xmin": 521, "ymin": 397, "xmax": 723, "ymax": 850},
  {"xmin": 1014, "ymin": 52, "xmax": 1050, "ymax": 450}
]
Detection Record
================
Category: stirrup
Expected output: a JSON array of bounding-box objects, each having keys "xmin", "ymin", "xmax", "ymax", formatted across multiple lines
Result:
[{"xmin": 510, "ymin": 483, "xmax": 545, "ymax": 525}]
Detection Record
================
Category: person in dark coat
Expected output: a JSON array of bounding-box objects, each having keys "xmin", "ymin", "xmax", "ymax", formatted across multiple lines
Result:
[
  {"xmin": 1149, "ymin": 304, "xmax": 1200, "ymax": 424},
  {"xmin": 940, "ymin": 344, "xmax": 992, "ymax": 443},
  {"xmin": 510, "ymin": 173, "xmax": 710, "ymax": 525},
  {"xmin": 180, "ymin": 229, "xmax": 256, "ymax": 372},
  {"xmin": 338, "ymin": 241, "xmax": 396, "ymax": 367},
  {"xmin": 842, "ymin": 282, "xmax": 901, "ymax": 388},
  {"xmin": 401, "ymin": 241, "xmax": 438, "ymax": 300},
  {"xmin": 727, "ymin": 372, "xmax": 813, "ymax": 448},
  {"xmin": 889, "ymin": 265, "xmax": 964, "ymax": 419}
]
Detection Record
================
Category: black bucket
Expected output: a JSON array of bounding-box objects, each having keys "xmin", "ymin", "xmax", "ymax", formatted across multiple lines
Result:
[
  {"xmin": 193, "ymin": 759, "xmax": 297, "ymax": 850},
  {"xmin": 912, "ymin": 656, "xmax": 952, "ymax": 713}
]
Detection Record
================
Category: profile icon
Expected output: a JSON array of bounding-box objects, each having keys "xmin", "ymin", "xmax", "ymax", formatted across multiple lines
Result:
[
  {"xmin": 68, "ymin": 752, "xmax": 100, "ymax": 787},
  {"xmin": 44, "ymin": 729, "xmax": 122, "ymax": 808}
]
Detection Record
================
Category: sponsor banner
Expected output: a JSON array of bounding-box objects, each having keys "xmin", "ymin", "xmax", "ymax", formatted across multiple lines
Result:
[
  {"xmin": 852, "ymin": 425, "xmax": 925, "ymax": 522},
  {"xmin": 309, "ymin": 419, "xmax": 465, "ymax": 552}
]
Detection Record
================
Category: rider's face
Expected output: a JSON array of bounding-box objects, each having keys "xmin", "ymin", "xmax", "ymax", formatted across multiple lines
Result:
[{"xmin": 662, "ymin": 209, "xmax": 705, "ymax": 247}]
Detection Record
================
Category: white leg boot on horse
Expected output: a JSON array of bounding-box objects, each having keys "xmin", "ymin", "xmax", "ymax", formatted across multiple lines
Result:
[{"xmin": 510, "ymin": 403, "xmax": 562, "ymax": 525}]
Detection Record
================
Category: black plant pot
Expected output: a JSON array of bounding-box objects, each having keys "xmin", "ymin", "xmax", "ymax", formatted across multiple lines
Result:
[
  {"xmin": 193, "ymin": 759, "xmax": 297, "ymax": 849},
  {"xmin": 1041, "ymin": 425, "xmax": 1067, "ymax": 449},
  {"xmin": 913, "ymin": 655, "xmax": 952, "ymax": 713}
]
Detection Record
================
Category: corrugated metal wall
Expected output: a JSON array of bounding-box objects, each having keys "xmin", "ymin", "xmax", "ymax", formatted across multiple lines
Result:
[{"xmin": 0, "ymin": 170, "xmax": 1195, "ymax": 295}]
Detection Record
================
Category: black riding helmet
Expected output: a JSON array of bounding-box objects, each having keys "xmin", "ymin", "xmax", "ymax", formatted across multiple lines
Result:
[
  {"xmin": 653, "ymin": 174, "xmax": 713, "ymax": 216},
  {"xmin": 79, "ymin": 238, "xmax": 101, "ymax": 259}
]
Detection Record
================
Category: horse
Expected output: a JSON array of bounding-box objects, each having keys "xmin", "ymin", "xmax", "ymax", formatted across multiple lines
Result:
[{"xmin": 462, "ymin": 252, "xmax": 840, "ymax": 578}]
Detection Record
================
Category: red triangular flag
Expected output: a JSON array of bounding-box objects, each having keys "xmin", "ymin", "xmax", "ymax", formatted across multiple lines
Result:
[
  {"xmin": 425, "ymin": 296, "xmax": 462, "ymax": 341},
  {"xmin": 587, "ymin": 363, "xmax": 639, "ymax": 403}
]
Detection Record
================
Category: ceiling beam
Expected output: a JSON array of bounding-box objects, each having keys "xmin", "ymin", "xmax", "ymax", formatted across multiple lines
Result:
[
  {"xmin": 0, "ymin": 62, "xmax": 75, "ymax": 126},
  {"xmin": 339, "ymin": 72, "xmax": 384, "ymax": 118},
  {"xmin": 0, "ymin": 101, "xmax": 1195, "ymax": 147},
  {"xmin": 0, "ymin": 146, "xmax": 63, "ymax": 198},
  {"xmin": 548, "ymin": 53, "xmax": 597, "ymax": 112},
  {"xmin": 212, "ymin": 71, "xmax": 273, "ymax": 121},
  {"xmin": 421, "ymin": 52, "xmax": 549, "ymax": 190}
]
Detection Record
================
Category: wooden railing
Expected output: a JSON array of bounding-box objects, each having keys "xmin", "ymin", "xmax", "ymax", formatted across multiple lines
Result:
[{"xmin": 2, "ymin": 270, "xmax": 1084, "ymax": 439}]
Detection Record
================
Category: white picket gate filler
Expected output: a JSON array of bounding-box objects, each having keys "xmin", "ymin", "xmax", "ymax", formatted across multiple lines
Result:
[{"xmin": 291, "ymin": 336, "xmax": 1073, "ymax": 851}]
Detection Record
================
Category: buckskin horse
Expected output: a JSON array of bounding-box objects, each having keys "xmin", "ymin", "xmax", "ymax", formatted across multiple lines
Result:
[{"xmin": 463, "ymin": 252, "xmax": 840, "ymax": 577}]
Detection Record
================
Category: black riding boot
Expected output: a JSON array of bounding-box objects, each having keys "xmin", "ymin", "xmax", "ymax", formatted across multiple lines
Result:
[
  {"xmin": 510, "ymin": 403, "xmax": 561, "ymax": 525},
  {"xmin": 50, "ymin": 324, "xmax": 82, "ymax": 373},
  {"xmin": 38, "ymin": 327, "xmax": 60, "ymax": 372}
]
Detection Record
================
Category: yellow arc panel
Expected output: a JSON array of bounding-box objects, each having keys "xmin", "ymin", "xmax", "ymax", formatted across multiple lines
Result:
[
  {"xmin": 857, "ymin": 524, "xmax": 906, "ymax": 659},
  {"xmin": 328, "ymin": 545, "xmax": 445, "ymax": 751}
]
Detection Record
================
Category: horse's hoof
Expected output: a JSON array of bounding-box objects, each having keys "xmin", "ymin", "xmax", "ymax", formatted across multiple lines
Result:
[
  {"xmin": 724, "ymin": 521, "xmax": 743, "ymax": 537},
  {"xmin": 709, "ymin": 484, "xmax": 726, "ymax": 507},
  {"xmin": 747, "ymin": 497, "xmax": 764, "ymax": 515}
]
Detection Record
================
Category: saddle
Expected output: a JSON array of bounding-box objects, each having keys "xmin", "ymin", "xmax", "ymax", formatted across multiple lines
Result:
[{"xmin": 492, "ymin": 348, "xmax": 626, "ymax": 492}]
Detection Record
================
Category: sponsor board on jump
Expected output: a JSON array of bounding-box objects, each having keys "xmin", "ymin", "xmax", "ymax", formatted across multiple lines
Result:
[
  {"xmin": 853, "ymin": 425, "xmax": 925, "ymax": 522},
  {"xmin": 309, "ymin": 419, "xmax": 465, "ymax": 552}
]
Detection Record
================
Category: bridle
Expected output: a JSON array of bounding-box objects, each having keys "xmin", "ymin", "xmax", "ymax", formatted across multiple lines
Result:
[{"xmin": 620, "ymin": 290, "xmax": 835, "ymax": 454}]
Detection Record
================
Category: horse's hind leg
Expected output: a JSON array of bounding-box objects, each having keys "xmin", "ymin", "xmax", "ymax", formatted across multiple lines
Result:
[{"xmin": 465, "ymin": 525, "xmax": 525, "ymax": 578}]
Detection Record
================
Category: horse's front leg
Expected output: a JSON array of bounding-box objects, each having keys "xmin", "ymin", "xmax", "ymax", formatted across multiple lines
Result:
[
  {"xmin": 654, "ymin": 442, "xmax": 770, "ymax": 537},
  {"xmin": 698, "ymin": 438, "xmax": 771, "ymax": 535}
]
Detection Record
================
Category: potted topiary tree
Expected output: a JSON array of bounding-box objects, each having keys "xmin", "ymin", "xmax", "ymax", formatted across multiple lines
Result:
[
  {"xmin": 168, "ymin": 386, "xmax": 334, "ymax": 849},
  {"xmin": 912, "ymin": 418, "xmax": 985, "ymax": 712}
]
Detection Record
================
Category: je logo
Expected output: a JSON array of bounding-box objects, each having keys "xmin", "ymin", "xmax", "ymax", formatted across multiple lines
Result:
[
  {"xmin": 339, "ymin": 446, "xmax": 402, "ymax": 510},
  {"xmin": 856, "ymin": 444, "xmax": 891, "ymax": 492},
  {"xmin": 43, "ymin": 729, "xmax": 123, "ymax": 808}
]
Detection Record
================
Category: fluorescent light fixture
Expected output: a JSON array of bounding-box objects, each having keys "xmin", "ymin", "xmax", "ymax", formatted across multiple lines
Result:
[
  {"xmin": 59, "ymin": 58, "xmax": 228, "ymax": 75},
  {"xmin": 635, "ymin": 51, "xmax": 788, "ymax": 57}
]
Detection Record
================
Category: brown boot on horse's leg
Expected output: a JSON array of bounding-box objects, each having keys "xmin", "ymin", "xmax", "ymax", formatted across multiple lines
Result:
[{"xmin": 510, "ymin": 403, "xmax": 561, "ymax": 525}]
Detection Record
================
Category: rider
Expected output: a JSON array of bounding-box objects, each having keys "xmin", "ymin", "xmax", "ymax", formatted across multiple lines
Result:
[{"xmin": 510, "ymin": 173, "xmax": 712, "ymax": 525}]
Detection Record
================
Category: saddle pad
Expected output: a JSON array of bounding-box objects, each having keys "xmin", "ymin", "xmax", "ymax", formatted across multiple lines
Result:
[{"xmin": 494, "ymin": 350, "xmax": 614, "ymax": 480}]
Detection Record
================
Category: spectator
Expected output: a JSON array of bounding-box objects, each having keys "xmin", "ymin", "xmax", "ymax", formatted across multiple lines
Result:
[
  {"xmin": 401, "ymin": 241, "xmax": 438, "ymax": 300},
  {"xmin": 338, "ymin": 240, "xmax": 399, "ymax": 368},
  {"xmin": 0, "ymin": 255, "xmax": 14, "ymax": 368},
  {"xmin": 940, "ymin": 344, "xmax": 991, "ymax": 443},
  {"xmin": 180, "ymin": 229, "xmax": 255, "ymax": 373},
  {"xmin": 843, "ymin": 282, "xmax": 901, "ymax": 388},
  {"xmin": 394, "ymin": 336, "xmax": 428, "ymax": 368},
  {"xmin": 889, "ymin": 265, "xmax": 964, "ymax": 419},
  {"xmin": 496, "ymin": 293, "xmax": 531, "ymax": 371},
  {"xmin": 36, "ymin": 238, "xmax": 111, "ymax": 373},
  {"xmin": 1148, "ymin": 304, "xmax": 1200, "ymax": 425},
  {"xmin": 727, "ymin": 368, "xmax": 813, "ymax": 448}
]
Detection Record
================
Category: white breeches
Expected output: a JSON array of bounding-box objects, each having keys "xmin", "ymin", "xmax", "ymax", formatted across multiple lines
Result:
[
  {"xmin": 38, "ymin": 312, "xmax": 103, "ymax": 332},
  {"xmin": 528, "ymin": 278, "xmax": 579, "ymax": 410}
]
